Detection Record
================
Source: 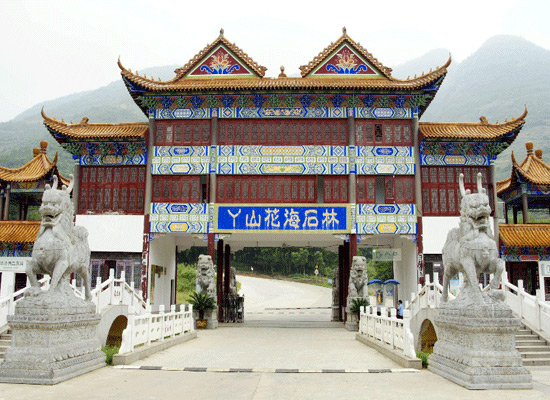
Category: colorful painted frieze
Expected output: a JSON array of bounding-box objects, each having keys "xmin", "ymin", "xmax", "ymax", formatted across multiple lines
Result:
[
  {"xmin": 149, "ymin": 203, "xmax": 209, "ymax": 233},
  {"xmin": 214, "ymin": 204, "xmax": 350, "ymax": 233},
  {"xmin": 151, "ymin": 146, "xmax": 210, "ymax": 175},
  {"xmin": 216, "ymin": 145, "xmax": 349, "ymax": 175},
  {"xmin": 153, "ymin": 106, "xmax": 412, "ymax": 120},
  {"xmin": 420, "ymin": 154, "xmax": 491, "ymax": 166},
  {"xmin": 78, "ymin": 154, "xmax": 146, "ymax": 166},
  {"xmin": 355, "ymin": 203, "xmax": 417, "ymax": 235},
  {"xmin": 356, "ymin": 146, "xmax": 415, "ymax": 175}
]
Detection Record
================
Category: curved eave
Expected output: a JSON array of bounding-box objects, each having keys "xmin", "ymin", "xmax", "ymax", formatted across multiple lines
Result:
[
  {"xmin": 500, "ymin": 224, "xmax": 550, "ymax": 248},
  {"xmin": 420, "ymin": 107, "xmax": 527, "ymax": 143},
  {"xmin": 42, "ymin": 108, "xmax": 147, "ymax": 143},
  {"xmin": 0, "ymin": 221, "xmax": 40, "ymax": 243},
  {"xmin": 496, "ymin": 177, "xmax": 512, "ymax": 195},
  {"xmin": 0, "ymin": 152, "xmax": 66, "ymax": 185},
  {"xmin": 512, "ymin": 153, "xmax": 550, "ymax": 186}
]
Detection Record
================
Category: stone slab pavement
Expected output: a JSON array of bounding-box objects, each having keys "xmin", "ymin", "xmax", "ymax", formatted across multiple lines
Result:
[{"xmin": 0, "ymin": 325, "xmax": 549, "ymax": 399}]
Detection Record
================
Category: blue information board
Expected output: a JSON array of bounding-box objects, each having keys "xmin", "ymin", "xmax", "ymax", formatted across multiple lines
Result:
[{"xmin": 215, "ymin": 205, "xmax": 349, "ymax": 233}]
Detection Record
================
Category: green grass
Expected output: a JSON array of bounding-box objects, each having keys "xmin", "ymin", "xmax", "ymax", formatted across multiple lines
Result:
[
  {"xmin": 102, "ymin": 345, "xmax": 119, "ymax": 365},
  {"xmin": 416, "ymin": 350, "xmax": 432, "ymax": 368}
]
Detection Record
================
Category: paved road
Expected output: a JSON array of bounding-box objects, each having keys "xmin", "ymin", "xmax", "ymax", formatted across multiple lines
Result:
[{"xmin": 238, "ymin": 275, "xmax": 332, "ymax": 321}]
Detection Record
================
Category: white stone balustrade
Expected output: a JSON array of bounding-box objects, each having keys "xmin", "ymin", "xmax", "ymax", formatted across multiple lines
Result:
[{"xmin": 118, "ymin": 304, "xmax": 194, "ymax": 355}]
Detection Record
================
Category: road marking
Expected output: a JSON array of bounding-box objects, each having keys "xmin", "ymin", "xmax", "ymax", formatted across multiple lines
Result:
[{"xmin": 114, "ymin": 366, "xmax": 419, "ymax": 374}]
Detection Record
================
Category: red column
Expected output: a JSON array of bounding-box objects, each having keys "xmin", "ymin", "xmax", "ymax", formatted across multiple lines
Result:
[
  {"xmin": 417, "ymin": 217, "xmax": 424, "ymax": 286},
  {"xmin": 343, "ymin": 240, "xmax": 350, "ymax": 321},
  {"xmin": 223, "ymin": 244, "xmax": 231, "ymax": 296},
  {"xmin": 338, "ymin": 245, "xmax": 344, "ymax": 322},
  {"xmin": 216, "ymin": 239, "xmax": 224, "ymax": 322},
  {"xmin": 207, "ymin": 233, "xmax": 215, "ymax": 260}
]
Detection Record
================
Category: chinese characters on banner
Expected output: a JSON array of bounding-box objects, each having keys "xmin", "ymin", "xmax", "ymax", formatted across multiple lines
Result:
[{"xmin": 216, "ymin": 205, "xmax": 348, "ymax": 232}]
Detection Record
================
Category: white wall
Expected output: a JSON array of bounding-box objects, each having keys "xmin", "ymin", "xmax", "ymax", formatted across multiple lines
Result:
[
  {"xmin": 148, "ymin": 234, "xmax": 176, "ymax": 311},
  {"xmin": 75, "ymin": 215, "xmax": 144, "ymax": 253},
  {"xmin": 392, "ymin": 237, "xmax": 417, "ymax": 303}
]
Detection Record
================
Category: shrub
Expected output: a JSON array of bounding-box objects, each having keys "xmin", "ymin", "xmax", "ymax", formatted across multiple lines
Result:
[
  {"xmin": 189, "ymin": 292, "xmax": 217, "ymax": 320},
  {"xmin": 350, "ymin": 297, "xmax": 369, "ymax": 318},
  {"xmin": 102, "ymin": 345, "xmax": 119, "ymax": 365},
  {"xmin": 416, "ymin": 350, "xmax": 432, "ymax": 368}
]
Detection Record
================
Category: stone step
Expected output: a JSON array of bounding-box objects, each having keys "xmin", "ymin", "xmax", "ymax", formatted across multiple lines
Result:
[
  {"xmin": 516, "ymin": 339, "xmax": 547, "ymax": 346},
  {"xmin": 521, "ymin": 351, "xmax": 550, "ymax": 359},
  {"xmin": 0, "ymin": 339, "xmax": 11, "ymax": 346},
  {"xmin": 522, "ymin": 358, "xmax": 550, "ymax": 366},
  {"xmin": 516, "ymin": 334, "xmax": 541, "ymax": 340},
  {"xmin": 517, "ymin": 345, "xmax": 550, "ymax": 352}
]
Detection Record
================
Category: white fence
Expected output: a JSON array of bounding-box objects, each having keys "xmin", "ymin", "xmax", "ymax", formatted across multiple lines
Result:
[
  {"xmin": 1, "ymin": 269, "xmax": 148, "ymax": 333},
  {"xmin": 118, "ymin": 304, "xmax": 194, "ymax": 354},
  {"xmin": 502, "ymin": 275, "xmax": 550, "ymax": 337},
  {"xmin": 71, "ymin": 269, "xmax": 148, "ymax": 315},
  {"xmin": 0, "ymin": 276, "xmax": 50, "ymax": 334},
  {"xmin": 359, "ymin": 305, "xmax": 416, "ymax": 358}
]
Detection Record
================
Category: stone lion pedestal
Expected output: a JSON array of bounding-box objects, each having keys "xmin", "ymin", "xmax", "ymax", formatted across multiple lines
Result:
[
  {"xmin": 429, "ymin": 293, "xmax": 532, "ymax": 389},
  {"xmin": 0, "ymin": 283, "xmax": 105, "ymax": 385}
]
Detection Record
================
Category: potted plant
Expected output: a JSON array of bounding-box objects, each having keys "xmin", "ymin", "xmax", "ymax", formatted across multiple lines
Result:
[
  {"xmin": 189, "ymin": 292, "xmax": 216, "ymax": 329},
  {"xmin": 350, "ymin": 297, "xmax": 369, "ymax": 320}
]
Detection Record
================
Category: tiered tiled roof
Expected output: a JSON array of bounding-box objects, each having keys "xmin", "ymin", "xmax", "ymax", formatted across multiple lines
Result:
[
  {"xmin": 118, "ymin": 30, "xmax": 450, "ymax": 93},
  {"xmin": 42, "ymin": 109, "xmax": 147, "ymax": 141},
  {"xmin": 497, "ymin": 141, "xmax": 550, "ymax": 194},
  {"xmin": 0, "ymin": 141, "xmax": 69, "ymax": 186},
  {"xmin": 499, "ymin": 224, "xmax": 550, "ymax": 248},
  {"xmin": 0, "ymin": 220, "xmax": 40, "ymax": 243},
  {"xmin": 419, "ymin": 107, "xmax": 527, "ymax": 143}
]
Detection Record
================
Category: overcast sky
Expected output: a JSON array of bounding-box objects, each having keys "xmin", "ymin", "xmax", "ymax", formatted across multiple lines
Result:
[{"xmin": 1, "ymin": 0, "xmax": 549, "ymax": 122}]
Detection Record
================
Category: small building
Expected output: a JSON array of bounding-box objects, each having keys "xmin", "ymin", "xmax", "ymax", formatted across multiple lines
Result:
[
  {"xmin": 497, "ymin": 142, "xmax": 550, "ymax": 298},
  {"xmin": 0, "ymin": 142, "xmax": 68, "ymax": 297}
]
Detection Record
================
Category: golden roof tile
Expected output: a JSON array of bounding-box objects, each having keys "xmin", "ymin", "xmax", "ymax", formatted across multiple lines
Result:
[
  {"xmin": 499, "ymin": 224, "xmax": 550, "ymax": 247},
  {"xmin": 497, "ymin": 141, "xmax": 550, "ymax": 194},
  {"xmin": 0, "ymin": 141, "xmax": 69, "ymax": 185},
  {"xmin": 419, "ymin": 107, "xmax": 527, "ymax": 140},
  {"xmin": 299, "ymin": 27, "xmax": 394, "ymax": 78},
  {"xmin": 0, "ymin": 220, "xmax": 40, "ymax": 243},
  {"xmin": 42, "ymin": 109, "xmax": 148, "ymax": 140}
]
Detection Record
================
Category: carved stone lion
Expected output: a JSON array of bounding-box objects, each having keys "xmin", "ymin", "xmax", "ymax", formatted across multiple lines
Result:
[
  {"xmin": 442, "ymin": 172, "xmax": 504, "ymax": 303},
  {"xmin": 26, "ymin": 175, "xmax": 92, "ymax": 300},
  {"xmin": 348, "ymin": 256, "xmax": 368, "ymax": 298},
  {"xmin": 196, "ymin": 255, "xmax": 216, "ymax": 298}
]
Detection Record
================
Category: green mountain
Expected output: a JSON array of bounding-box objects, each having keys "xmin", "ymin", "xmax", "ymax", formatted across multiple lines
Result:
[{"xmin": 1, "ymin": 35, "xmax": 549, "ymax": 182}]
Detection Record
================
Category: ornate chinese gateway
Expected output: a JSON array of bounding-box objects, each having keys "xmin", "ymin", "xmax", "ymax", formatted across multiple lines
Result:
[{"xmin": 37, "ymin": 27, "xmax": 526, "ymax": 321}]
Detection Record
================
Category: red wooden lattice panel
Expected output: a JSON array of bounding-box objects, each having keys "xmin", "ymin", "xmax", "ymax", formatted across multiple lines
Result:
[
  {"xmin": 355, "ymin": 120, "xmax": 413, "ymax": 146},
  {"xmin": 218, "ymin": 119, "xmax": 347, "ymax": 145},
  {"xmin": 155, "ymin": 120, "xmax": 211, "ymax": 146},
  {"xmin": 217, "ymin": 176, "xmax": 317, "ymax": 203},
  {"xmin": 421, "ymin": 166, "xmax": 493, "ymax": 216},
  {"xmin": 79, "ymin": 166, "xmax": 145, "ymax": 214},
  {"xmin": 356, "ymin": 175, "xmax": 414, "ymax": 204},
  {"xmin": 152, "ymin": 176, "xmax": 201, "ymax": 203}
]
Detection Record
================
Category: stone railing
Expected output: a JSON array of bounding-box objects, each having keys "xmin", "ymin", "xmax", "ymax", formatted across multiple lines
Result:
[
  {"xmin": 502, "ymin": 275, "xmax": 550, "ymax": 339},
  {"xmin": 71, "ymin": 269, "xmax": 148, "ymax": 315},
  {"xmin": 0, "ymin": 276, "xmax": 50, "ymax": 334},
  {"xmin": 407, "ymin": 273, "xmax": 454, "ymax": 316},
  {"xmin": 359, "ymin": 305, "xmax": 416, "ymax": 358},
  {"xmin": 118, "ymin": 304, "xmax": 194, "ymax": 355}
]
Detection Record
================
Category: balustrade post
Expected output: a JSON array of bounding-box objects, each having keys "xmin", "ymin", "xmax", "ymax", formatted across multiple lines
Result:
[
  {"xmin": 425, "ymin": 274, "xmax": 432, "ymax": 307},
  {"xmin": 171, "ymin": 305, "xmax": 177, "ymax": 337},
  {"xmin": 390, "ymin": 308, "xmax": 397, "ymax": 349},
  {"xmin": 159, "ymin": 305, "xmax": 165, "ymax": 341},
  {"xmin": 402, "ymin": 309, "xmax": 416, "ymax": 358},
  {"xmin": 119, "ymin": 271, "xmax": 126, "ymax": 305},
  {"xmin": 109, "ymin": 269, "xmax": 115, "ymax": 304},
  {"xmin": 517, "ymin": 279, "xmax": 524, "ymax": 319},
  {"xmin": 127, "ymin": 306, "xmax": 135, "ymax": 353},
  {"xmin": 130, "ymin": 282, "xmax": 135, "ymax": 307}
]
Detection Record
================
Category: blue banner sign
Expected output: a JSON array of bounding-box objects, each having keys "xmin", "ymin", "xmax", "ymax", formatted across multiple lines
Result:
[{"xmin": 215, "ymin": 205, "xmax": 349, "ymax": 233}]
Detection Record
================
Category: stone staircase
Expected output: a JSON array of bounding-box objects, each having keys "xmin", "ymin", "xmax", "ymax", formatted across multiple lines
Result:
[
  {"xmin": 0, "ymin": 330, "xmax": 11, "ymax": 360},
  {"xmin": 516, "ymin": 325, "xmax": 550, "ymax": 366}
]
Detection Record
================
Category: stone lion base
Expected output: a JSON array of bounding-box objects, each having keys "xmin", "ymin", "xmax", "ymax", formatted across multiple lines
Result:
[
  {"xmin": 429, "ymin": 298, "xmax": 532, "ymax": 390},
  {"xmin": 0, "ymin": 285, "xmax": 105, "ymax": 385}
]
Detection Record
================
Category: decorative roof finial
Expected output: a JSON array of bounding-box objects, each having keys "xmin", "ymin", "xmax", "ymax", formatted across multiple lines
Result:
[
  {"xmin": 220, "ymin": 28, "xmax": 224, "ymax": 37},
  {"xmin": 279, "ymin": 66, "xmax": 287, "ymax": 78},
  {"xmin": 526, "ymin": 141, "xmax": 534, "ymax": 155},
  {"xmin": 342, "ymin": 26, "xmax": 347, "ymax": 36}
]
